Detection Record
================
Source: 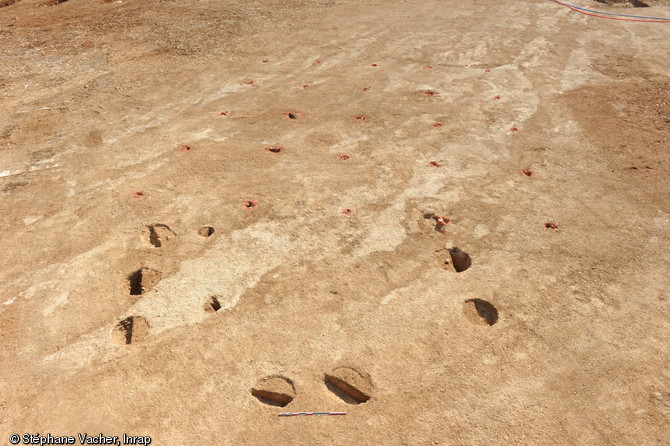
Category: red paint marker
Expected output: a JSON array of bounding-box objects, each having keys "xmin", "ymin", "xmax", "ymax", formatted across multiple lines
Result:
[
  {"xmin": 433, "ymin": 216, "xmax": 450, "ymax": 226},
  {"xmin": 243, "ymin": 201, "xmax": 257, "ymax": 210},
  {"xmin": 339, "ymin": 154, "xmax": 350, "ymax": 161},
  {"xmin": 432, "ymin": 123, "xmax": 444, "ymax": 128},
  {"xmin": 354, "ymin": 115, "xmax": 367, "ymax": 121},
  {"xmin": 284, "ymin": 111, "xmax": 304, "ymax": 120},
  {"xmin": 178, "ymin": 145, "xmax": 192, "ymax": 152},
  {"xmin": 265, "ymin": 146, "xmax": 283, "ymax": 153},
  {"xmin": 131, "ymin": 192, "xmax": 144, "ymax": 199},
  {"xmin": 545, "ymin": 222, "xmax": 558, "ymax": 229},
  {"xmin": 341, "ymin": 208, "xmax": 354, "ymax": 215},
  {"xmin": 522, "ymin": 168, "xmax": 533, "ymax": 177},
  {"xmin": 428, "ymin": 161, "xmax": 441, "ymax": 167}
]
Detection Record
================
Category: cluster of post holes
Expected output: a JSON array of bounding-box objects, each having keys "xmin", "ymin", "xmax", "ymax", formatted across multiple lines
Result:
[
  {"xmin": 130, "ymin": 64, "xmax": 549, "ymax": 231},
  {"xmin": 112, "ymin": 223, "xmax": 217, "ymax": 345},
  {"xmin": 116, "ymin": 62, "xmax": 564, "ymax": 344},
  {"xmin": 251, "ymin": 367, "xmax": 373, "ymax": 407}
]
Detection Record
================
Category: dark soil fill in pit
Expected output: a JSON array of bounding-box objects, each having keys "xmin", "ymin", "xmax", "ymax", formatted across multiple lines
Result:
[
  {"xmin": 251, "ymin": 376, "xmax": 296, "ymax": 407},
  {"xmin": 112, "ymin": 316, "xmax": 149, "ymax": 345},
  {"xmin": 205, "ymin": 295, "xmax": 222, "ymax": 312},
  {"xmin": 325, "ymin": 367, "xmax": 373, "ymax": 404},
  {"xmin": 449, "ymin": 247, "xmax": 472, "ymax": 272},
  {"xmin": 463, "ymin": 299, "xmax": 499, "ymax": 326}
]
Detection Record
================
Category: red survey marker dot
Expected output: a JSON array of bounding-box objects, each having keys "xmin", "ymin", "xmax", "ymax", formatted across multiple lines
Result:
[
  {"xmin": 545, "ymin": 222, "xmax": 558, "ymax": 230},
  {"xmin": 178, "ymin": 145, "xmax": 192, "ymax": 152},
  {"xmin": 262, "ymin": 59, "xmax": 270, "ymax": 63},
  {"xmin": 510, "ymin": 126, "xmax": 519, "ymax": 132},
  {"xmin": 218, "ymin": 111, "xmax": 229, "ymax": 117},
  {"xmin": 360, "ymin": 87, "xmax": 371, "ymax": 92},
  {"xmin": 522, "ymin": 168, "xmax": 533, "ymax": 177},
  {"xmin": 243, "ymin": 80, "xmax": 257, "ymax": 85},
  {"xmin": 265, "ymin": 146, "xmax": 283, "ymax": 153},
  {"xmin": 314, "ymin": 59, "xmax": 323, "ymax": 64},
  {"xmin": 425, "ymin": 65, "xmax": 433, "ymax": 69},
  {"xmin": 341, "ymin": 208, "xmax": 354, "ymax": 215},
  {"xmin": 339, "ymin": 154, "xmax": 351, "ymax": 161},
  {"xmin": 433, "ymin": 216, "xmax": 450, "ymax": 226},
  {"xmin": 428, "ymin": 161, "xmax": 442, "ymax": 167},
  {"xmin": 301, "ymin": 84, "xmax": 310, "ymax": 89},
  {"xmin": 432, "ymin": 123, "xmax": 444, "ymax": 128},
  {"xmin": 131, "ymin": 191, "xmax": 145, "ymax": 199},
  {"xmin": 493, "ymin": 95, "xmax": 501, "ymax": 100},
  {"xmin": 284, "ymin": 111, "xmax": 304, "ymax": 120},
  {"xmin": 484, "ymin": 69, "xmax": 491, "ymax": 73},
  {"xmin": 370, "ymin": 63, "xmax": 378, "ymax": 67},
  {"xmin": 243, "ymin": 201, "xmax": 257, "ymax": 210},
  {"xmin": 354, "ymin": 115, "xmax": 367, "ymax": 121}
]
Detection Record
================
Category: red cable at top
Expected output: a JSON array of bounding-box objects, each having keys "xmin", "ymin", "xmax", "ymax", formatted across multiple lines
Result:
[{"xmin": 553, "ymin": 0, "xmax": 670, "ymax": 22}]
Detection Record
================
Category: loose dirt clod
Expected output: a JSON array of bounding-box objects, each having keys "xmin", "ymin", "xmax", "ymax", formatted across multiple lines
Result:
[
  {"xmin": 325, "ymin": 367, "xmax": 373, "ymax": 404},
  {"xmin": 251, "ymin": 376, "xmax": 296, "ymax": 407}
]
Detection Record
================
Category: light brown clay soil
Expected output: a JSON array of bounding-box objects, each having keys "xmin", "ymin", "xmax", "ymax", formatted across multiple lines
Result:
[{"xmin": 1, "ymin": 0, "xmax": 670, "ymax": 444}]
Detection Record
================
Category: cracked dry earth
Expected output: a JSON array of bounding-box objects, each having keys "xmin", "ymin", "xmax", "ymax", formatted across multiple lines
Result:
[{"xmin": 1, "ymin": 0, "xmax": 670, "ymax": 444}]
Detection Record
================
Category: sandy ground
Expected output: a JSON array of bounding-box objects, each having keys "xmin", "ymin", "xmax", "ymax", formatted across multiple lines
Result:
[{"xmin": 1, "ymin": 0, "xmax": 670, "ymax": 444}]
